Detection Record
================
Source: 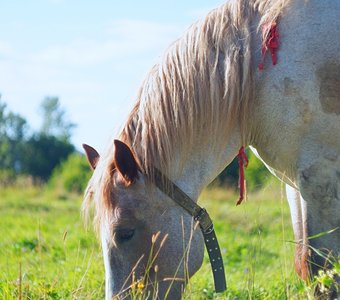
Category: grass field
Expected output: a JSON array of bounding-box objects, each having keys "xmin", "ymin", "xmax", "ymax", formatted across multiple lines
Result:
[{"xmin": 0, "ymin": 182, "xmax": 325, "ymax": 299}]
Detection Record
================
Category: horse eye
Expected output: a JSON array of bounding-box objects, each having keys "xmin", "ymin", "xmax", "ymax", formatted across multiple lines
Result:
[{"xmin": 115, "ymin": 228, "xmax": 135, "ymax": 243}]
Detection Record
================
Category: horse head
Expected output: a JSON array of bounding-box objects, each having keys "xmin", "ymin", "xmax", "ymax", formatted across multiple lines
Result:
[{"xmin": 83, "ymin": 140, "xmax": 204, "ymax": 299}]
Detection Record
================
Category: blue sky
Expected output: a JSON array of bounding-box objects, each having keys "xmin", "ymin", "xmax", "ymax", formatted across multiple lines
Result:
[{"xmin": 1, "ymin": 0, "xmax": 224, "ymax": 152}]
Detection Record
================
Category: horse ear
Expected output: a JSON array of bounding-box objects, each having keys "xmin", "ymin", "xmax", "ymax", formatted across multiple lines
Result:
[
  {"xmin": 113, "ymin": 139, "xmax": 139, "ymax": 185},
  {"xmin": 82, "ymin": 144, "xmax": 100, "ymax": 170}
]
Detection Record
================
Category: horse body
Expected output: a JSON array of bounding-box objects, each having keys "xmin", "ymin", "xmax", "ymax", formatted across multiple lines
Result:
[
  {"xmin": 251, "ymin": 0, "xmax": 340, "ymax": 278},
  {"xmin": 83, "ymin": 0, "xmax": 340, "ymax": 298}
]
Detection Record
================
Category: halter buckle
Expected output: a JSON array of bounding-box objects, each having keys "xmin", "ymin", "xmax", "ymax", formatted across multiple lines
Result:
[{"xmin": 194, "ymin": 208, "xmax": 213, "ymax": 234}]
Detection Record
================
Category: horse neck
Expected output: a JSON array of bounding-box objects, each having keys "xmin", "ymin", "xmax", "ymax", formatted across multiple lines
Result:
[
  {"xmin": 165, "ymin": 127, "xmax": 244, "ymax": 201},
  {"xmin": 121, "ymin": 111, "xmax": 245, "ymax": 201}
]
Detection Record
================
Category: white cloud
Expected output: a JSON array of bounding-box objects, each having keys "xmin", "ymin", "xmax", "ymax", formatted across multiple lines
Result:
[
  {"xmin": 188, "ymin": 2, "xmax": 224, "ymax": 19},
  {"xmin": 106, "ymin": 19, "xmax": 182, "ymax": 47},
  {"xmin": 32, "ymin": 39, "xmax": 117, "ymax": 66},
  {"xmin": 46, "ymin": 0, "xmax": 65, "ymax": 3},
  {"xmin": 31, "ymin": 19, "xmax": 182, "ymax": 67},
  {"xmin": 0, "ymin": 41, "xmax": 13, "ymax": 57}
]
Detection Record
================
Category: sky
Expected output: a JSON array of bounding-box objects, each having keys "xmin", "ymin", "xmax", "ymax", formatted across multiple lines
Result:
[{"xmin": 0, "ymin": 0, "xmax": 224, "ymax": 153}]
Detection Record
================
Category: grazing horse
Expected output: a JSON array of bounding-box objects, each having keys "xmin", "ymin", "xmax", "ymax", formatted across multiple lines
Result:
[{"xmin": 83, "ymin": 0, "xmax": 340, "ymax": 298}]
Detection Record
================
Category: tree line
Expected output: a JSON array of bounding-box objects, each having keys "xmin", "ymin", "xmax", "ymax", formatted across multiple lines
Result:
[{"xmin": 0, "ymin": 96, "xmax": 75, "ymax": 184}]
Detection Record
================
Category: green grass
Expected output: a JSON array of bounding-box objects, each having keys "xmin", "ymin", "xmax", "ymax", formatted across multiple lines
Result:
[
  {"xmin": 0, "ymin": 187, "xmax": 104, "ymax": 299},
  {"xmin": 0, "ymin": 182, "xmax": 315, "ymax": 299}
]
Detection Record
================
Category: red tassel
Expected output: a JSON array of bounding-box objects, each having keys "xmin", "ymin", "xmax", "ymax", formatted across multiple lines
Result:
[
  {"xmin": 258, "ymin": 22, "xmax": 279, "ymax": 71},
  {"xmin": 236, "ymin": 146, "xmax": 248, "ymax": 206}
]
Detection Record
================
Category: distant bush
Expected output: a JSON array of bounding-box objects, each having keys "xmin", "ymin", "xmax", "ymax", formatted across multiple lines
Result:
[
  {"xmin": 215, "ymin": 149, "xmax": 272, "ymax": 191},
  {"xmin": 0, "ymin": 169, "xmax": 16, "ymax": 186},
  {"xmin": 245, "ymin": 151, "xmax": 272, "ymax": 191},
  {"xmin": 49, "ymin": 153, "xmax": 92, "ymax": 194}
]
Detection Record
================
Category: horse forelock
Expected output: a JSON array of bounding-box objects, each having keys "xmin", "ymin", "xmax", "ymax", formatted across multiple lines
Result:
[{"xmin": 83, "ymin": 0, "xmax": 291, "ymax": 232}]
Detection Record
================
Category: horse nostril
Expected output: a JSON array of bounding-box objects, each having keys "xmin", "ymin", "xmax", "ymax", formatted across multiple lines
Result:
[{"xmin": 116, "ymin": 228, "xmax": 135, "ymax": 243}]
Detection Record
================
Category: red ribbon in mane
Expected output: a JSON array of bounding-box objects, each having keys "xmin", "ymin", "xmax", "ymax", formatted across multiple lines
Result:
[
  {"xmin": 258, "ymin": 22, "xmax": 279, "ymax": 71},
  {"xmin": 236, "ymin": 146, "xmax": 248, "ymax": 206}
]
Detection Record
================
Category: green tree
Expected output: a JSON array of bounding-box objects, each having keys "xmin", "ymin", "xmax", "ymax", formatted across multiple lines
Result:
[
  {"xmin": 6, "ymin": 112, "xmax": 28, "ymax": 141},
  {"xmin": 0, "ymin": 97, "xmax": 28, "ymax": 172},
  {"xmin": 0, "ymin": 99, "xmax": 7, "ymax": 135},
  {"xmin": 22, "ymin": 134, "xmax": 74, "ymax": 181},
  {"xmin": 40, "ymin": 97, "xmax": 75, "ymax": 141}
]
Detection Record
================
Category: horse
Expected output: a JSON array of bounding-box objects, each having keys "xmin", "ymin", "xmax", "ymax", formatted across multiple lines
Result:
[{"xmin": 82, "ymin": 0, "xmax": 340, "ymax": 298}]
